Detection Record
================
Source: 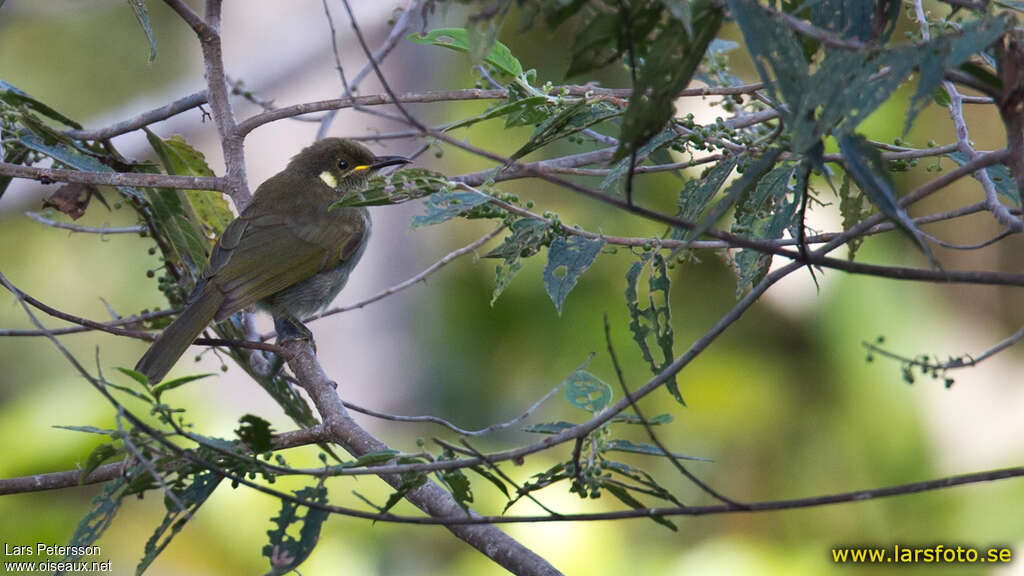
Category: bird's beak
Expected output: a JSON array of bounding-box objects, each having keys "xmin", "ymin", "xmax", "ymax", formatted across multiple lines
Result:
[{"xmin": 369, "ymin": 155, "xmax": 411, "ymax": 171}]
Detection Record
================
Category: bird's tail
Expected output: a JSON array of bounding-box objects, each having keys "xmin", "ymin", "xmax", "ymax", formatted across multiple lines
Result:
[{"xmin": 135, "ymin": 288, "xmax": 223, "ymax": 384}]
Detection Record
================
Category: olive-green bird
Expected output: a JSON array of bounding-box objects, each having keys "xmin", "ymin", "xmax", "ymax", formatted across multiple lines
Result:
[{"xmin": 136, "ymin": 138, "xmax": 409, "ymax": 384}]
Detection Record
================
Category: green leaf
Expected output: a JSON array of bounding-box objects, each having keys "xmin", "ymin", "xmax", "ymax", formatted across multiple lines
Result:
[
  {"xmin": 235, "ymin": 414, "xmax": 275, "ymax": 453},
  {"xmin": 603, "ymin": 483, "xmax": 677, "ymax": 531},
  {"xmin": 345, "ymin": 449, "xmax": 400, "ymax": 468},
  {"xmin": 332, "ymin": 168, "xmax": 450, "ymax": 208},
  {"xmin": 838, "ymin": 133, "xmax": 935, "ymax": 265},
  {"xmin": 80, "ymin": 443, "xmax": 122, "ymax": 484},
  {"xmin": 64, "ymin": 474, "xmax": 131, "ymax": 561},
  {"xmin": 470, "ymin": 466, "xmax": 510, "ymax": 499},
  {"xmin": 521, "ymin": 421, "xmax": 576, "ymax": 434},
  {"xmin": 996, "ymin": 0, "xmax": 1024, "ymax": 10},
  {"xmin": 730, "ymin": 162, "xmax": 800, "ymax": 295},
  {"xmin": 0, "ymin": 79, "xmax": 82, "ymax": 128},
  {"xmin": 510, "ymin": 99, "xmax": 620, "ymax": 162},
  {"xmin": 150, "ymin": 372, "xmax": 215, "ymax": 400},
  {"xmin": 626, "ymin": 253, "xmax": 680, "ymax": 403},
  {"xmin": 0, "ymin": 144, "xmax": 29, "ymax": 200},
  {"xmin": 689, "ymin": 148, "xmax": 783, "ymax": 242},
  {"xmin": 444, "ymin": 96, "xmax": 551, "ymax": 132},
  {"xmin": 605, "ymin": 439, "xmax": 712, "ymax": 461},
  {"xmin": 19, "ymin": 131, "xmax": 146, "ymax": 201},
  {"xmin": 127, "ymin": 0, "xmax": 157, "ymax": 63},
  {"xmin": 948, "ymin": 151, "xmax": 1020, "ymax": 206},
  {"xmin": 673, "ymin": 156, "xmax": 737, "ymax": 229},
  {"xmin": 543, "ymin": 235, "xmax": 605, "ymax": 315},
  {"xmin": 145, "ymin": 131, "xmax": 232, "ymax": 239},
  {"xmin": 262, "ymin": 485, "xmax": 329, "ymax": 576},
  {"xmin": 408, "ymin": 28, "xmax": 523, "ymax": 76},
  {"xmin": 379, "ymin": 472, "xmax": 428, "ymax": 515},
  {"xmin": 613, "ymin": 1, "xmax": 722, "ymax": 162},
  {"xmin": 488, "ymin": 218, "xmax": 551, "ymax": 304},
  {"xmin": 137, "ymin": 470, "xmax": 222, "ymax": 575},
  {"xmin": 411, "ymin": 188, "xmax": 492, "ymax": 228},
  {"xmin": 116, "ymin": 366, "xmax": 150, "ymax": 388},
  {"xmin": 601, "ymin": 129, "xmax": 679, "ymax": 193},
  {"xmin": 838, "ymin": 171, "xmax": 870, "ymax": 261},
  {"xmin": 565, "ymin": 370, "xmax": 613, "ymax": 413},
  {"xmin": 441, "ymin": 468, "xmax": 474, "ymax": 511},
  {"xmin": 54, "ymin": 424, "xmax": 119, "ymax": 436},
  {"xmin": 564, "ymin": 1, "xmax": 662, "ymax": 77},
  {"xmin": 610, "ymin": 412, "xmax": 673, "ymax": 425},
  {"xmin": 906, "ymin": 17, "xmax": 1008, "ymax": 133},
  {"xmin": 808, "ymin": 0, "xmax": 876, "ymax": 42}
]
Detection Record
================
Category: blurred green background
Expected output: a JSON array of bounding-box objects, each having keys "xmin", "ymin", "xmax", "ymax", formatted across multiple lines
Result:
[{"xmin": 2, "ymin": 1, "xmax": 1024, "ymax": 575}]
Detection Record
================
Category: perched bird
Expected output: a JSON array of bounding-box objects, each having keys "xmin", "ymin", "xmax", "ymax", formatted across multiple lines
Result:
[{"xmin": 136, "ymin": 138, "xmax": 409, "ymax": 383}]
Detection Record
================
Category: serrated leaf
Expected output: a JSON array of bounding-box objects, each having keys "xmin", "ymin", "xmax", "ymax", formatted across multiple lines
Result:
[
  {"xmin": 730, "ymin": 162, "xmax": 799, "ymax": 295},
  {"xmin": 408, "ymin": 28, "xmax": 523, "ymax": 76},
  {"xmin": 441, "ymin": 468, "xmax": 474, "ymax": 511},
  {"xmin": 444, "ymin": 96, "xmax": 551, "ymax": 132},
  {"xmin": 689, "ymin": 148, "xmax": 783, "ymax": 242},
  {"xmin": 489, "ymin": 218, "xmax": 551, "ymax": 305},
  {"xmin": 510, "ymin": 99, "xmax": 619, "ymax": 162},
  {"xmin": 0, "ymin": 79, "xmax": 82, "ymax": 128},
  {"xmin": 673, "ymin": 156, "xmax": 737, "ymax": 231},
  {"xmin": 262, "ymin": 485, "xmax": 329, "ymax": 576},
  {"xmin": 603, "ymin": 483, "xmax": 677, "ymax": 531},
  {"xmin": 626, "ymin": 253, "xmax": 681, "ymax": 403},
  {"xmin": 470, "ymin": 466, "xmax": 510, "ymax": 499},
  {"xmin": 565, "ymin": 370, "xmax": 612, "ymax": 413},
  {"xmin": 411, "ymin": 189, "xmax": 492, "ymax": 228},
  {"xmin": 137, "ymin": 470, "xmax": 222, "ymax": 575},
  {"xmin": 543, "ymin": 235, "xmax": 605, "ymax": 315},
  {"xmin": 379, "ymin": 473, "xmax": 428, "ymax": 516},
  {"xmin": 838, "ymin": 171, "xmax": 871, "ymax": 261},
  {"xmin": 63, "ymin": 474, "xmax": 131, "ymax": 562},
  {"xmin": 145, "ymin": 131, "xmax": 232, "ymax": 241},
  {"xmin": 838, "ymin": 133, "xmax": 935, "ymax": 265},
  {"xmin": 948, "ymin": 151, "xmax": 1020, "ymax": 206},
  {"xmin": 601, "ymin": 129, "xmax": 679, "ymax": 193},
  {"xmin": 80, "ymin": 443, "xmax": 122, "ymax": 484},
  {"xmin": 236, "ymin": 414, "xmax": 275, "ymax": 453},
  {"xmin": 605, "ymin": 439, "xmax": 712, "ymax": 461},
  {"xmin": 332, "ymin": 168, "xmax": 449, "ymax": 208},
  {"xmin": 613, "ymin": 1, "xmax": 722, "ymax": 162},
  {"xmin": 564, "ymin": 3, "xmax": 661, "ymax": 77},
  {"xmin": 127, "ymin": 0, "xmax": 157, "ymax": 63},
  {"xmin": 150, "ymin": 372, "xmax": 215, "ymax": 400},
  {"xmin": 610, "ymin": 412, "xmax": 673, "ymax": 425},
  {"xmin": 521, "ymin": 421, "xmax": 575, "ymax": 434},
  {"xmin": 19, "ymin": 131, "xmax": 146, "ymax": 201}
]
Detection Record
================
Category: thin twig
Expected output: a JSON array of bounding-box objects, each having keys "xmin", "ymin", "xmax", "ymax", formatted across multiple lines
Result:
[{"xmin": 26, "ymin": 211, "xmax": 145, "ymax": 235}]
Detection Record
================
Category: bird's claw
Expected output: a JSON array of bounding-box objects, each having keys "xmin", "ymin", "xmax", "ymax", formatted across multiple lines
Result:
[{"xmin": 274, "ymin": 316, "xmax": 317, "ymax": 353}]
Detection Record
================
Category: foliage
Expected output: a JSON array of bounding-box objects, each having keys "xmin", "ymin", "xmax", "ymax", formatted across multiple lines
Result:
[{"xmin": 4, "ymin": 0, "xmax": 1022, "ymax": 573}]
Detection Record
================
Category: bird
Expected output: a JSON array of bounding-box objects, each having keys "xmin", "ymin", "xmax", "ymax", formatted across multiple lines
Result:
[{"xmin": 135, "ymin": 138, "xmax": 409, "ymax": 384}]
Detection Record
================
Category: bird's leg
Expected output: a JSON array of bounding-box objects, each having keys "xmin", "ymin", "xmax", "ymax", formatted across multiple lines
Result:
[{"xmin": 274, "ymin": 315, "xmax": 316, "ymax": 352}]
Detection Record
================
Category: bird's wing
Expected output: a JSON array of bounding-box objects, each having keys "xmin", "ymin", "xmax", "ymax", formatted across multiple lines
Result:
[{"xmin": 201, "ymin": 208, "xmax": 365, "ymax": 321}]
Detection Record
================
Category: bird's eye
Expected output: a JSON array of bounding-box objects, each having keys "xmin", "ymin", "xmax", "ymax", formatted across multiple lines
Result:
[{"xmin": 337, "ymin": 160, "xmax": 349, "ymax": 170}]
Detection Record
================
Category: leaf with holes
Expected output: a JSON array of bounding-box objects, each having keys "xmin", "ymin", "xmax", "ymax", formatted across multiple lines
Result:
[
  {"xmin": 543, "ymin": 235, "xmax": 605, "ymax": 315},
  {"xmin": 331, "ymin": 168, "xmax": 451, "ymax": 209},
  {"xmin": 626, "ymin": 253, "xmax": 680, "ymax": 403},
  {"xmin": 487, "ymin": 218, "xmax": 551, "ymax": 304},
  {"xmin": 730, "ymin": 162, "xmax": 800, "ymax": 295},
  {"xmin": 262, "ymin": 485, "xmax": 329, "ymax": 576},
  {"xmin": 565, "ymin": 370, "xmax": 613, "ymax": 413}
]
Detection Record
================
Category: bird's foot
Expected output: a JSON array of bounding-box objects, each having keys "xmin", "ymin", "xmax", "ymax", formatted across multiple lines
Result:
[{"xmin": 274, "ymin": 316, "xmax": 316, "ymax": 353}]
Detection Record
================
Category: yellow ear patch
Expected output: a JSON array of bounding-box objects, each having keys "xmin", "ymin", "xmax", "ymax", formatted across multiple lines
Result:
[
  {"xmin": 352, "ymin": 165, "xmax": 370, "ymax": 173},
  {"xmin": 318, "ymin": 171, "xmax": 338, "ymax": 188}
]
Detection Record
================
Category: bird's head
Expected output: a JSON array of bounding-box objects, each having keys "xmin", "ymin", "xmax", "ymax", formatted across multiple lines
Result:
[{"xmin": 288, "ymin": 137, "xmax": 410, "ymax": 193}]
